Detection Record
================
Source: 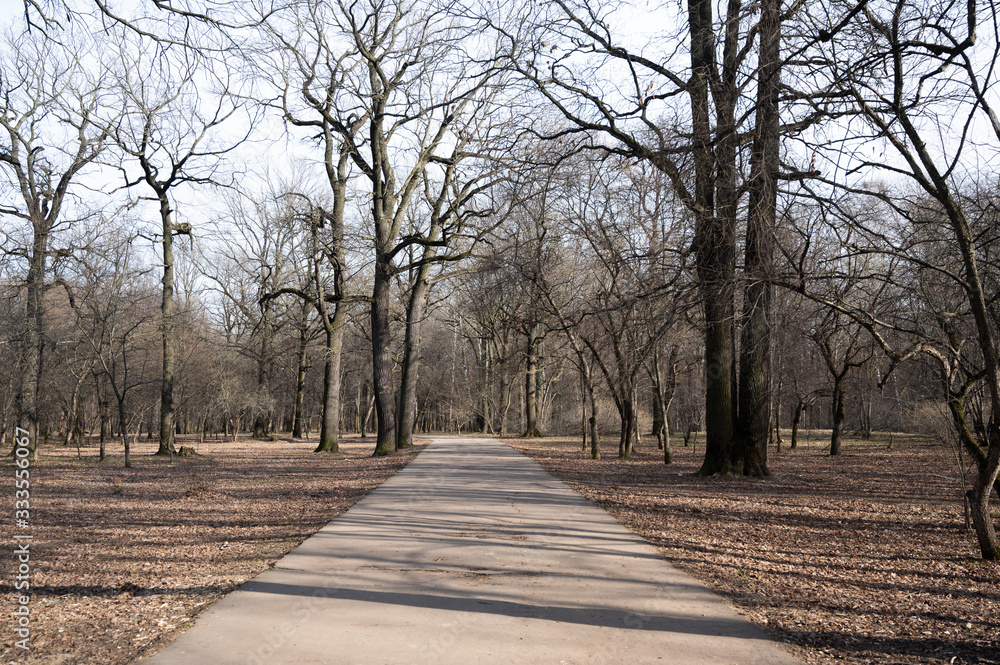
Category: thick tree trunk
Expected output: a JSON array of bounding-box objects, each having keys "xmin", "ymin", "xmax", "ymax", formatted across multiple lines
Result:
[
  {"xmin": 315, "ymin": 322, "xmax": 345, "ymax": 453},
  {"xmin": 371, "ymin": 258, "xmax": 396, "ymax": 456},
  {"xmin": 523, "ymin": 325, "xmax": 543, "ymax": 438},
  {"xmin": 734, "ymin": 0, "xmax": 779, "ymax": 478},
  {"xmin": 396, "ymin": 266, "xmax": 432, "ymax": 450},
  {"xmin": 696, "ymin": 285, "xmax": 736, "ymax": 474},
  {"xmin": 157, "ymin": 195, "xmax": 176, "ymax": 456},
  {"xmin": 690, "ymin": 0, "xmax": 740, "ymax": 477},
  {"xmin": 13, "ymin": 225, "xmax": 47, "ymax": 461},
  {"xmin": 292, "ymin": 322, "xmax": 308, "ymax": 439},
  {"xmin": 830, "ymin": 377, "xmax": 846, "ymax": 456}
]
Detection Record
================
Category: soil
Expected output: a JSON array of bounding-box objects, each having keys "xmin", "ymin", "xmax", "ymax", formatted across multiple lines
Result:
[
  {"xmin": 510, "ymin": 432, "xmax": 1000, "ymax": 665},
  {"xmin": 0, "ymin": 435, "xmax": 423, "ymax": 665}
]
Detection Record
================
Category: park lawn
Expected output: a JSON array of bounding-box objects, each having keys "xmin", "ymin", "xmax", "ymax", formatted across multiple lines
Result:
[
  {"xmin": 511, "ymin": 432, "xmax": 1000, "ymax": 665},
  {"xmin": 0, "ymin": 435, "xmax": 423, "ymax": 665}
]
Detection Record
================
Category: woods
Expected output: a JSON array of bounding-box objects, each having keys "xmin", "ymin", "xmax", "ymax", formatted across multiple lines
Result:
[{"xmin": 2, "ymin": 0, "xmax": 999, "ymax": 566}]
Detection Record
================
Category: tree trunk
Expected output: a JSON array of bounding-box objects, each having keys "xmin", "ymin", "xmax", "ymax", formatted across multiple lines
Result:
[
  {"xmin": 292, "ymin": 321, "xmax": 309, "ymax": 439},
  {"xmin": 362, "ymin": 385, "xmax": 374, "ymax": 438},
  {"xmin": 949, "ymin": 206, "xmax": 1000, "ymax": 559},
  {"xmin": 117, "ymin": 398, "xmax": 131, "ymax": 469},
  {"xmin": 157, "ymin": 194, "xmax": 176, "ymax": 456},
  {"xmin": 13, "ymin": 223, "xmax": 47, "ymax": 461},
  {"xmin": 396, "ymin": 264, "xmax": 432, "ymax": 450},
  {"xmin": 734, "ymin": 0, "xmax": 779, "ymax": 478},
  {"xmin": 523, "ymin": 324, "xmax": 543, "ymax": 437},
  {"xmin": 253, "ymin": 324, "xmax": 272, "ymax": 438},
  {"xmin": 651, "ymin": 346, "xmax": 679, "ymax": 465},
  {"xmin": 618, "ymin": 383, "xmax": 638, "ymax": 460},
  {"xmin": 371, "ymin": 257, "xmax": 396, "ymax": 456},
  {"xmin": 580, "ymin": 370, "xmax": 588, "ymax": 452},
  {"xmin": 790, "ymin": 399, "xmax": 803, "ymax": 450},
  {"xmin": 315, "ymin": 321, "xmax": 345, "ymax": 453},
  {"xmin": 696, "ymin": 286, "xmax": 736, "ymax": 474},
  {"xmin": 830, "ymin": 377, "xmax": 846, "ymax": 456},
  {"xmin": 773, "ymin": 399, "xmax": 783, "ymax": 450},
  {"xmin": 652, "ymin": 391, "xmax": 666, "ymax": 451},
  {"xmin": 95, "ymin": 372, "xmax": 109, "ymax": 462},
  {"xmin": 690, "ymin": 0, "xmax": 740, "ymax": 477}
]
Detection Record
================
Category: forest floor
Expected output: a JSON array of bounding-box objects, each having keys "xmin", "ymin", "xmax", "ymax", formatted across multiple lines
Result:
[
  {"xmin": 511, "ymin": 431, "xmax": 1000, "ymax": 665},
  {"xmin": 0, "ymin": 434, "xmax": 423, "ymax": 665}
]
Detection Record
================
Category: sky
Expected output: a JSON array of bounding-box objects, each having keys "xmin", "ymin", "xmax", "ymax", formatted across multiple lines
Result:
[{"xmin": 0, "ymin": 0, "xmax": 21, "ymax": 23}]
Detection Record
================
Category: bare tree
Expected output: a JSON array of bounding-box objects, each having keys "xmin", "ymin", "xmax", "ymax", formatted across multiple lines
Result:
[
  {"xmin": 268, "ymin": 0, "xmax": 504, "ymax": 456},
  {"xmin": 0, "ymin": 27, "xmax": 109, "ymax": 458},
  {"xmin": 786, "ymin": 0, "xmax": 1000, "ymax": 559},
  {"xmin": 204, "ymin": 185, "xmax": 305, "ymax": 438},
  {"xmin": 105, "ymin": 26, "xmax": 250, "ymax": 456},
  {"xmin": 70, "ymin": 226, "xmax": 160, "ymax": 468},
  {"xmin": 498, "ymin": 0, "xmax": 806, "ymax": 475}
]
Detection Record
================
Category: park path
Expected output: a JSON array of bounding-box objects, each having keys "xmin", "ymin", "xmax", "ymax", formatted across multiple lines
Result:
[{"xmin": 138, "ymin": 437, "xmax": 802, "ymax": 665}]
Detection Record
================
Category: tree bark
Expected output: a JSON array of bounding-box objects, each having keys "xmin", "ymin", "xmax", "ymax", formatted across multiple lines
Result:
[
  {"xmin": 790, "ymin": 399, "xmax": 803, "ymax": 450},
  {"xmin": 734, "ymin": 0, "xmax": 780, "ymax": 477},
  {"xmin": 523, "ymin": 324, "xmax": 543, "ymax": 437},
  {"xmin": 371, "ymin": 258, "xmax": 396, "ymax": 456},
  {"xmin": 618, "ymin": 382, "xmax": 639, "ymax": 460},
  {"xmin": 157, "ymin": 194, "xmax": 176, "ymax": 456},
  {"xmin": 292, "ymin": 320, "xmax": 309, "ymax": 439},
  {"xmin": 691, "ymin": 0, "xmax": 741, "ymax": 477},
  {"xmin": 652, "ymin": 345, "xmax": 679, "ymax": 465},
  {"xmin": 830, "ymin": 375, "xmax": 846, "ymax": 456},
  {"xmin": 15, "ymin": 226, "xmax": 46, "ymax": 461},
  {"xmin": 396, "ymin": 241, "xmax": 436, "ymax": 450},
  {"xmin": 315, "ymin": 323, "xmax": 345, "ymax": 453}
]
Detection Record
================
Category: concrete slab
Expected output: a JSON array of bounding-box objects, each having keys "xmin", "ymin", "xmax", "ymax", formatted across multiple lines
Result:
[{"xmin": 138, "ymin": 437, "xmax": 803, "ymax": 665}]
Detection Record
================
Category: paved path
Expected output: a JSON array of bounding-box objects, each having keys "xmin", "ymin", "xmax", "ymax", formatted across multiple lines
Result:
[{"xmin": 139, "ymin": 437, "xmax": 802, "ymax": 665}]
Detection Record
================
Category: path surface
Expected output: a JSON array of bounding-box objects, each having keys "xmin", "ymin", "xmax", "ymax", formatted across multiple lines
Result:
[{"xmin": 139, "ymin": 437, "xmax": 802, "ymax": 665}]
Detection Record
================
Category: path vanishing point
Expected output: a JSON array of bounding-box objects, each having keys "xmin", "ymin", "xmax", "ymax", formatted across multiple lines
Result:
[{"xmin": 138, "ymin": 436, "xmax": 804, "ymax": 665}]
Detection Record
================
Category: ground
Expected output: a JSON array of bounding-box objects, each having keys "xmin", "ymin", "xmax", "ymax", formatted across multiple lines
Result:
[
  {"xmin": 2, "ymin": 431, "xmax": 997, "ymax": 665},
  {"xmin": 510, "ymin": 432, "xmax": 1000, "ymax": 665},
  {"xmin": 0, "ymin": 435, "xmax": 423, "ymax": 665}
]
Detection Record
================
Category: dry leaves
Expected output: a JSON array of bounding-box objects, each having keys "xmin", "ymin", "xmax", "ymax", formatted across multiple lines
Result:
[
  {"xmin": 3, "ymin": 432, "xmax": 996, "ymax": 665},
  {"xmin": 512, "ymin": 434, "xmax": 1000, "ymax": 665},
  {"xmin": 0, "ymin": 435, "xmax": 422, "ymax": 665}
]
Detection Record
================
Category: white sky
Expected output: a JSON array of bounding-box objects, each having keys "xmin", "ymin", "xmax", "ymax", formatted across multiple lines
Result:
[{"xmin": 0, "ymin": 0, "xmax": 22, "ymax": 23}]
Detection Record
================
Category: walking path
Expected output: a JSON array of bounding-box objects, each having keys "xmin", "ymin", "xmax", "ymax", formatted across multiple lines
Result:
[{"xmin": 139, "ymin": 437, "xmax": 802, "ymax": 665}]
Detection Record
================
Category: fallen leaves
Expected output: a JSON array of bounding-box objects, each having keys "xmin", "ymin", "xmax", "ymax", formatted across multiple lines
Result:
[
  {"xmin": 512, "ymin": 434, "xmax": 1000, "ymax": 665},
  {"xmin": 0, "ymin": 435, "xmax": 422, "ymax": 665}
]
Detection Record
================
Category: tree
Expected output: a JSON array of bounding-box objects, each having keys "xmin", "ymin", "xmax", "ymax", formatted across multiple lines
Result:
[
  {"xmin": 809, "ymin": 310, "xmax": 870, "ymax": 456},
  {"xmin": 0, "ymin": 27, "xmax": 109, "ymax": 458},
  {"xmin": 265, "ymin": 0, "xmax": 505, "ymax": 455},
  {"xmin": 71, "ymin": 225, "xmax": 160, "ymax": 468},
  {"xmin": 106, "ymin": 26, "xmax": 250, "ymax": 456},
  {"xmin": 206, "ymin": 185, "xmax": 303, "ymax": 438},
  {"xmin": 788, "ymin": 0, "xmax": 1000, "ymax": 559},
  {"xmin": 502, "ymin": 0, "xmax": 795, "ymax": 475},
  {"xmin": 391, "ymin": 114, "xmax": 509, "ymax": 449}
]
